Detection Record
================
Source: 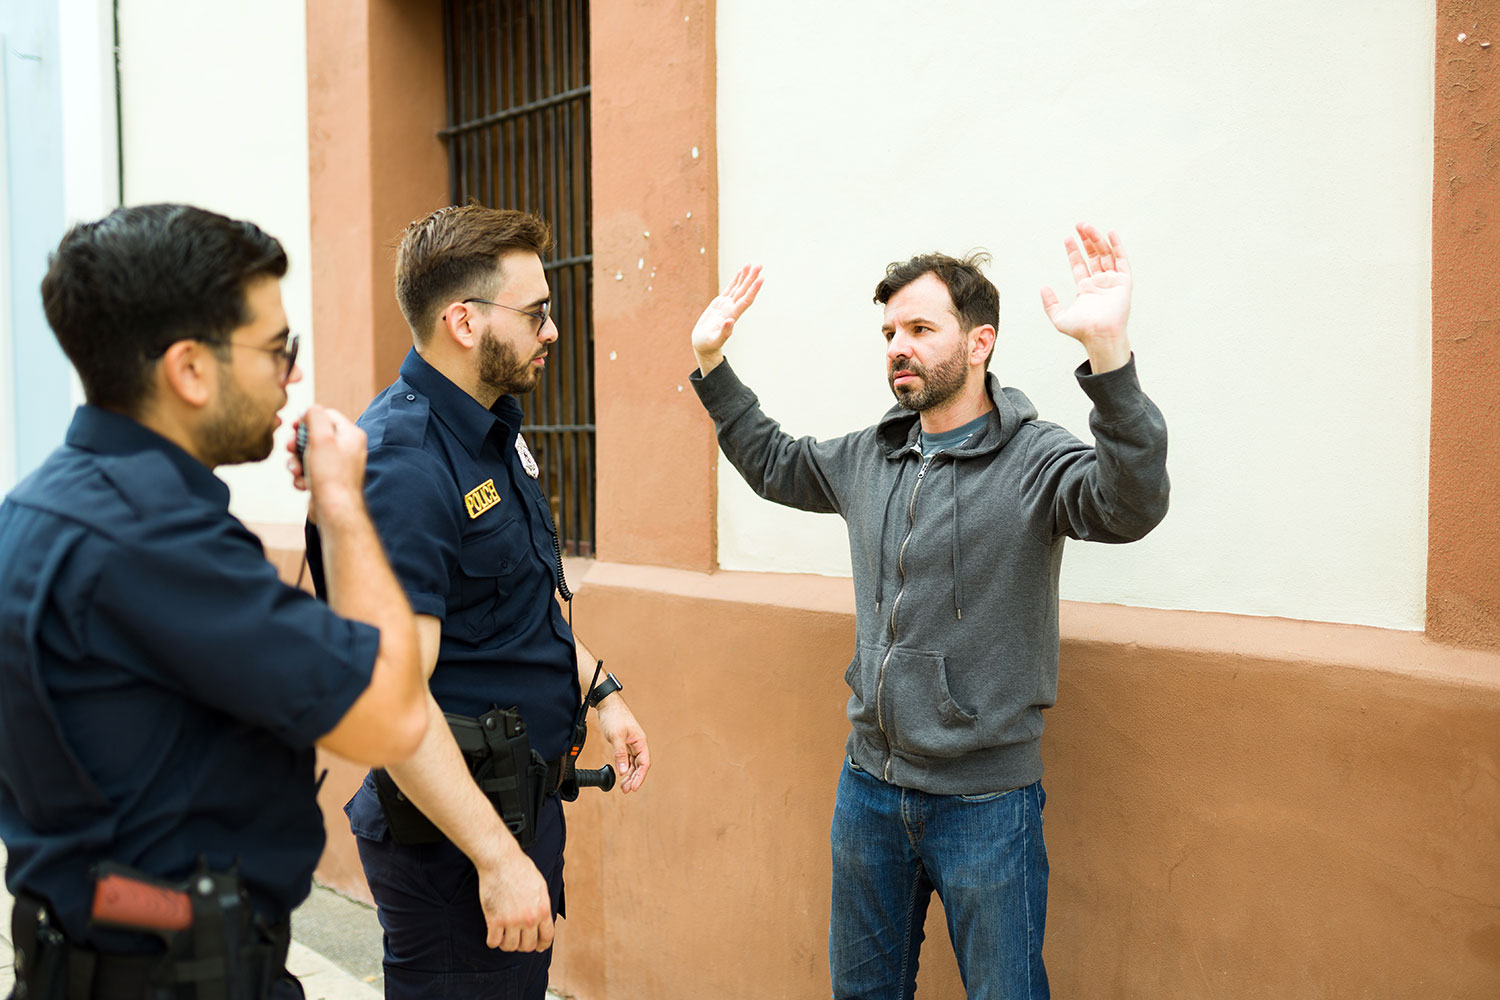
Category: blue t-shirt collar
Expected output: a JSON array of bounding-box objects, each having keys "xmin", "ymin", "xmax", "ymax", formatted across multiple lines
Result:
[{"xmin": 918, "ymin": 412, "xmax": 990, "ymax": 457}]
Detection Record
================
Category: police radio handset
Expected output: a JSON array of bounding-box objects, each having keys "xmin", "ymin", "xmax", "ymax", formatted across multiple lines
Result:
[{"xmin": 295, "ymin": 419, "xmax": 309, "ymax": 464}]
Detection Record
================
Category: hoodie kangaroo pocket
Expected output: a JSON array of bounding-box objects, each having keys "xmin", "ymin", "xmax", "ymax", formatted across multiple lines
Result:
[{"xmin": 876, "ymin": 646, "xmax": 982, "ymax": 759}]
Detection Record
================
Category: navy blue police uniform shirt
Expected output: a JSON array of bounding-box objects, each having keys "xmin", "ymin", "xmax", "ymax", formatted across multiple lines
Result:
[
  {"xmin": 306, "ymin": 348, "xmax": 579, "ymax": 841},
  {"xmin": 0, "ymin": 406, "xmax": 380, "ymax": 949}
]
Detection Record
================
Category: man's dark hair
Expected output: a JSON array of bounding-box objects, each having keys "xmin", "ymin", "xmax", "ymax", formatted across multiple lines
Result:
[
  {"xmin": 40, "ymin": 203, "xmax": 288, "ymax": 415},
  {"xmin": 874, "ymin": 251, "xmax": 1000, "ymax": 369},
  {"xmin": 395, "ymin": 205, "xmax": 553, "ymax": 343}
]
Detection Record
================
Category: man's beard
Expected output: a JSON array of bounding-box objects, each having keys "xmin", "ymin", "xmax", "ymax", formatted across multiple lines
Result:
[
  {"xmin": 479, "ymin": 330, "xmax": 541, "ymax": 396},
  {"xmin": 199, "ymin": 376, "xmax": 277, "ymax": 466},
  {"xmin": 889, "ymin": 342, "xmax": 968, "ymax": 412}
]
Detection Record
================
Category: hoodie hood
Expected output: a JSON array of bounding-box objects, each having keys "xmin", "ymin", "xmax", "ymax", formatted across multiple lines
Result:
[{"xmin": 875, "ymin": 372, "xmax": 1040, "ymax": 457}]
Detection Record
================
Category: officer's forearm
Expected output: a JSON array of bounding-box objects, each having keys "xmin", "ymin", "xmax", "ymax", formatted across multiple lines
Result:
[
  {"xmin": 384, "ymin": 695, "xmax": 524, "ymax": 870},
  {"xmin": 315, "ymin": 505, "xmax": 427, "ymax": 764}
]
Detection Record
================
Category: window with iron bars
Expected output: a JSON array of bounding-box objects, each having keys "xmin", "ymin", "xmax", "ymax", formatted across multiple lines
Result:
[{"xmin": 441, "ymin": 0, "xmax": 595, "ymax": 556}]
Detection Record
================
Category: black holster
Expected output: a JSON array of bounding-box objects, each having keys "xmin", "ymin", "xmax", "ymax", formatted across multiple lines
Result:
[
  {"xmin": 372, "ymin": 706, "xmax": 552, "ymax": 850},
  {"xmin": 10, "ymin": 868, "xmax": 290, "ymax": 1000}
]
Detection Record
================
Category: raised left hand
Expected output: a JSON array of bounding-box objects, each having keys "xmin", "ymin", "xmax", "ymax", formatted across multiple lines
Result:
[
  {"xmin": 596, "ymin": 697, "xmax": 651, "ymax": 793},
  {"xmin": 1039, "ymin": 223, "xmax": 1133, "ymax": 373}
]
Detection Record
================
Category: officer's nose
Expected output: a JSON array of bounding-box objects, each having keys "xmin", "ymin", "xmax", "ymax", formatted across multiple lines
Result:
[{"xmin": 539, "ymin": 315, "xmax": 559, "ymax": 346}]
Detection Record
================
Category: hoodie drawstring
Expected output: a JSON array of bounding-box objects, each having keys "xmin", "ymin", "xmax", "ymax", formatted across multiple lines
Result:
[
  {"xmin": 874, "ymin": 471, "xmax": 903, "ymax": 613},
  {"xmin": 951, "ymin": 461, "xmax": 963, "ymax": 620}
]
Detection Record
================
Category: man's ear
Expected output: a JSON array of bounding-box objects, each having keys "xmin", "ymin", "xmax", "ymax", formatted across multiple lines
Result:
[
  {"xmin": 440, "ymin": 302, "xmax": 479, "ymax": 350},
  {"xmin": 158, "ymin": 339, "xmax": 217, "ymax": 409},
  {"xmin": 969, "ymin": 324, "xmax": 997, "ymax": 367}
]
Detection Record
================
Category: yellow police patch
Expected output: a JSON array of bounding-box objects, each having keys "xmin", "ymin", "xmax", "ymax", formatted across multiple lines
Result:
[{"xmin": 463, "ymin": 479, "xmax": 501, "ymax": 519}]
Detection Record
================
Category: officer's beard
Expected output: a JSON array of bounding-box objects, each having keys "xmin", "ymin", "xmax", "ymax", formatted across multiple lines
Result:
[
  {"xmin": 198, "ymin": 373, "xmax": 277, "ymax": 467},
  {"xmin": 478, "ymin": 329, "xmax": 542, "ymax": 397}
]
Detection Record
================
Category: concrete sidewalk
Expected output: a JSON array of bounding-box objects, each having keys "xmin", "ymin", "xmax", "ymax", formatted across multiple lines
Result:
[{"xmin": 1, "ymin": 845, "xmax": 564, "ymax": 1000}]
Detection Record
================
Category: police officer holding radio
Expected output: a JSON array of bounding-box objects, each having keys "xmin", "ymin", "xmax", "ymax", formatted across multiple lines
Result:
[
  {"xmin": 305, "ymin": 205, "xmax": 650, "ymax": 1000},
  {"xmin": 0, "ymin": 204, "xmax": 428, "ymax": 999}
]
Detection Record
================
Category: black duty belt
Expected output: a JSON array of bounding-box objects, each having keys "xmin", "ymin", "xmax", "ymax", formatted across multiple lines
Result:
[
  {"xmin": 11, "ymin": 887, "xmax": 291, "ymax": 1000},
  {"xmin": 372, "ymin": 705, "xmax": 558, "ymax": 849}
]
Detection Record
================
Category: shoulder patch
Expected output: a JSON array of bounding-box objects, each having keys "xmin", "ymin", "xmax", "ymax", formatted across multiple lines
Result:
[{"xmin": 463, "ymin": 479, "xmax": 502, "ymax": 519}]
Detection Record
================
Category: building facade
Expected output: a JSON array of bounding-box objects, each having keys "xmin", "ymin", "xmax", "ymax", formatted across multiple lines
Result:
[{"xmin": 7, "ymin": 1, "xmax": 1498, "ymax": 997}]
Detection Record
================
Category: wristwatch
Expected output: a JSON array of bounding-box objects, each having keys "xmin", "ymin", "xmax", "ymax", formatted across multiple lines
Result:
[{"xmin": 587, "ymin": 672, "xmax": 623, "ymax": 708}]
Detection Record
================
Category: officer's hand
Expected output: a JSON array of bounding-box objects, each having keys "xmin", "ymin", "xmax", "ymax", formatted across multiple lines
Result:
[
  {"xmin": 477, "ymin": 849, "xmax": 555, "ymax": 952},
  {"xmin": 290, "ymin": 405, "xmax": 368, "ymax": 524},
  {"xmin": 597, "ymin": 697, "xmax": 651, "ymax": 793}
]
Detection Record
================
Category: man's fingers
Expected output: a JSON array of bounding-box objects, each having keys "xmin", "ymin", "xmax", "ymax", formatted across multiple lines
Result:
[
  {"xmin": 740, "ymin": 274, "xmax": 764, "ymax": 313},
  {"xmin": 726, "ymin": 263, "xmax": 760, "ymax": 297},
  {"xmin": 624, "ymin": 741, "xmax": 651, "ymax": 792},
  {"xmin": 1064, "ymin": 237, "xmax": 1091, "ymax": 285},
  {"xmin": 1107, "ymin": 230, "xmax": 1130, "ymax": 274},
  {"xmin": 1040, "ymin": 286, "xmax": 1061, "ymax": 317},
  {"xmin": 1076, "ymin": 223, "xmax": 1110, "ymax": 273},
  {"xmin": 536, "ymin": 915, "xmax": 556, "ymax": 952}
]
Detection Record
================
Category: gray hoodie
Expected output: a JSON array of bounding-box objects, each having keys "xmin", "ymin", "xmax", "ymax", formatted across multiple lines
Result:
[{"xmin": 690, "ymin": 356, "xmax": 1169, "ymax": 795}]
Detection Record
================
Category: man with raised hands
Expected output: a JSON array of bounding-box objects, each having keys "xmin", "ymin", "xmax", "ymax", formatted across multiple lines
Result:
[{"xmin": 688, "ymin": 225, "xmax": 1169, "ymax": 1000}]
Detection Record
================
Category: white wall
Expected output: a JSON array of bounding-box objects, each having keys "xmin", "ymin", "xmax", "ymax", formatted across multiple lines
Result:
[
  {"xmin": 716, "ymin": 0, "xmax": 1434, "ymax": 631},
  {"xmin": 59, "ymin": 0, "xmax": 116, "ymax": 233},
  {"xmin": 117, "ymin": 0, "xmax": 314, "ymax": 527},
  {"xmin": 59, "ymin": 0, "xmax": 116, "ymax": 414}
]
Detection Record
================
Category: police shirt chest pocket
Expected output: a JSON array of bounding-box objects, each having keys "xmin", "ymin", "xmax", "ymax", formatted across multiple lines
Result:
[{"xmin": 454, "ymin": 513, "xmax": 530, "ymax": 642}]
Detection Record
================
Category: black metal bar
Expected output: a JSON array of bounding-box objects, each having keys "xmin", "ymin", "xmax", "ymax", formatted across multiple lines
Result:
[
  {"xmin": 437, "ymin": 85, "xmax": 590, "ymax": 138},
  {"xmin": 482, "ymin": 0, "xmax": 494, "ymax": 205},
  {"xmin": 541, "ymin": 254, "xmax": 591, "ymax": 272},
  {"xmin": 443, "ymin": 0, "xmax": 458, "ymax": 199},
  {"xmin": 465, "ymin": 0, "xmax": 479, "ymax": 203},
  {"xmin": 442, "ymin": 0, "xmax": 594, "ymax": 553}
]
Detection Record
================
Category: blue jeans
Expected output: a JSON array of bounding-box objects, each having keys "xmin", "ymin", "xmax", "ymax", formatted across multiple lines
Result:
[{"xmin": 829, "ymin": 758, "xmax": 1049, "ymax": 1000}]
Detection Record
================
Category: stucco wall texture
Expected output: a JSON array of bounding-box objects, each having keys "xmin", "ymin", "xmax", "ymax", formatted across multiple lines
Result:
[{"xmin": 292, "ymin": 1, "xmax": 1500, "ymax": 997}]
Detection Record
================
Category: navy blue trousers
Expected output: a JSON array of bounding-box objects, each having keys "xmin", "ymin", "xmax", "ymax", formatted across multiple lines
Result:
[{"xmin": 356, "ymin": 797, "xmax": 565, "ymax": 1000}]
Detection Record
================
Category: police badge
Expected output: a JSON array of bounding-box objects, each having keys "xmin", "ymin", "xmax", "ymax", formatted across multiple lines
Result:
[{"xmin": 515, "ymin": 434, "xmax": 540, "ymax": 479}]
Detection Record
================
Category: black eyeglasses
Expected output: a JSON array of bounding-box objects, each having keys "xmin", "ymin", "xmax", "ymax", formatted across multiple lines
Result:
[
  {"xmin": 231, "ymin": 333, "xmax": 300, "ymax": 383},
  {"xmin": 463, "ymin": 297, "xmax": 552, "ymax": 335}
]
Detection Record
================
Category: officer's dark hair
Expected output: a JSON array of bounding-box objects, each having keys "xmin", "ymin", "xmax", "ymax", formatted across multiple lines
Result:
[
  {"xmin": 874, "ymin": 251, "xmax": 1000, "ymax": 370},
  {"xmin": 40, "ymin": 203, "xmax": 288, "ymax": 416},
  {"xmin": 395, "ymin": 205, "xmax": 553, "ymax": 344}
]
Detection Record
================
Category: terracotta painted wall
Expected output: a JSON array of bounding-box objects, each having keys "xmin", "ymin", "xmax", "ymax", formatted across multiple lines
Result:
[
  {"xmin": 1429, "ymin": 2, "xmax": 1500, "ymax": 650},
  {"xmin": 548, "ymin": 569, "xmax": 1500, "ymax": 999},
  {"xmin": 590, "ymin": 0, "xmax": 720, "ymax": 572},
  {"xmin": 303, "ymin": 0, "xmax": 449, "ymax": 901}
]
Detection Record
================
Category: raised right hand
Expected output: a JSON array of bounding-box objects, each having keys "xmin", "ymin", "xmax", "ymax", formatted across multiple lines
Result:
[
  {"xmin": 691, "ymin": 264, "xmax": 763, "ymax": 375},
  {"xmin": 478, "ymin": 849, "xmax": 555, "ymax": 952}
]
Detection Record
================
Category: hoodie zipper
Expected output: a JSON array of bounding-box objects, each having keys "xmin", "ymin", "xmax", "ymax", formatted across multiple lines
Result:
[{"xmin": 875, "ymin": 449, "xmax": 933, "ymax": 782}]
